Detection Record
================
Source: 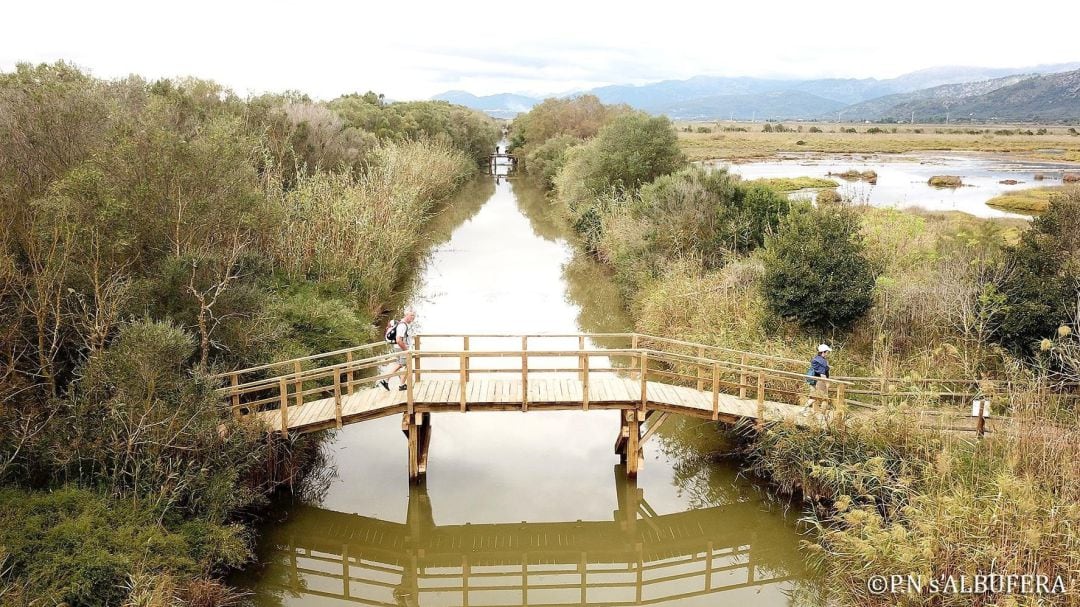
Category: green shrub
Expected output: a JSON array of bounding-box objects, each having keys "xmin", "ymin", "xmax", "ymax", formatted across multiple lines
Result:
[
  {"xmin": 330, "ymin": 95, "xmax": 499, "ymax": 164},
  {"xmin": 762, "ymin": 204, "xmax": 879, "ymax": 331},
  {"xmin": 0, "ymin": 486, "xmax": 247, "ymax": 607},
  {"xmin": 816, "ymin": 188, "xmax": 843, "ymax": 204},
  {"xmin": 928, "ymin": 175, "xmax": 963, "ymax": 187},
  {"xmin": 523, "ymin": 134, "xmax": 579, "ymax": 189},
  {"xmin": 270, "ymin": 282, "xmax": 375, "ymax": 355},
  {"xmin": 600, "ymin": 167, "xmax": 789, "ymax": 293},
  {"xmin": 993, "ymin": 192, "xmax": 1080, "ymax": 356},
  {"xmin": 808, "ymin": 126, "xmax": 823, "ymax": 133},
  {"xmin": 555, "ymin": 113, "xmax": 686, "ymax": 244}
]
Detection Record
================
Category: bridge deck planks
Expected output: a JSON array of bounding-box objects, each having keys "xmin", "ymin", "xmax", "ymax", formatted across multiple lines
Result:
[{"xmin": 252, "ymin": 376, "xmax": 817, "ymax": 435}]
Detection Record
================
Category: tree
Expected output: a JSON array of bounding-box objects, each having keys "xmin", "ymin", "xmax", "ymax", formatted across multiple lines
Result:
[
  {"xmin": 510, "ymin": 95, "xmax": 628, "ymax": 152},
  {"xmin": 762, "ymin": 204, "xmax": 878, "ymax": 331},
  {"xmin": 555, "ymin": 113, "xmax": 686, "ymax": 243}
]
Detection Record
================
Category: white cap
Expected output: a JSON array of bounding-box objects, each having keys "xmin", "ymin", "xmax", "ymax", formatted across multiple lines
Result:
[{"xmin": 818, "ymin": 344, "xmax": 832, "ymax": 353}]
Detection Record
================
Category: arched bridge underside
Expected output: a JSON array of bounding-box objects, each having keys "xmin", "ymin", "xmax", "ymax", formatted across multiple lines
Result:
[{"xmin": 216, "ymin": 334, "xmax": 1003, "ymax": 480}]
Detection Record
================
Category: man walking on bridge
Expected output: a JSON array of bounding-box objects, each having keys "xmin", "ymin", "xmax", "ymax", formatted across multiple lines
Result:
[
  {"xmin": 379, "ymin": 308, "xmax": 416, "ymax": 391},
  {"xmin": 805, "ymin": 344, "xmax": 831, "ymax": 414}
]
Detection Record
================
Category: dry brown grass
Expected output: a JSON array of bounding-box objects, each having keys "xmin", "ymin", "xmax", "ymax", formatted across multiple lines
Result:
[{"xmin": 677, "ymin": 122, "xmax": 1080, "ymax": 162}]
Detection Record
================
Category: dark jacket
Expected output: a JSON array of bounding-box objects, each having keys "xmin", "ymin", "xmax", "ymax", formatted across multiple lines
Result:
[{"xmin": 810, "ymin": 354, "xmax": 830, "ymax": 379}]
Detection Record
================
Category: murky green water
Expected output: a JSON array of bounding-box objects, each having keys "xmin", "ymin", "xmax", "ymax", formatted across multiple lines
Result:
[{"xmin": 233, "ymin": 165, "xmax": 819, "ymax": 606}]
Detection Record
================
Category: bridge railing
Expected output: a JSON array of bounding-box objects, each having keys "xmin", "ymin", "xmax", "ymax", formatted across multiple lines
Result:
[
  {"xmin": 274, "ymin": 540, "xmax": 788, "ymax": 607},
  {"xmin": 212, "ymin": 333, "xmax": 1080, "ymax": 436},
  {"xmin": 213, "ymin": 335, "xmax": 860, "ymax": 433}
]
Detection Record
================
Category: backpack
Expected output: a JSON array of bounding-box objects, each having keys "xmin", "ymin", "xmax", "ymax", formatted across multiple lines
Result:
[
  {"xmin": 805, "ymin": 364, "xmax": 817, "ymax": 386},
  {"xmin": 385, "ymin": 320, "xmax": 401, "ymax": 344}
]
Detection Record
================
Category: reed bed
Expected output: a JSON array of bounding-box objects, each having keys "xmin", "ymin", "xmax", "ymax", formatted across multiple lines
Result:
[
  {"xmin": 743, "ymin": 386, "xmax": 1079, "ymax": 606},
  {"xmin": 264, "ymin": 139, "xmax": 473, "ymax": 313}
]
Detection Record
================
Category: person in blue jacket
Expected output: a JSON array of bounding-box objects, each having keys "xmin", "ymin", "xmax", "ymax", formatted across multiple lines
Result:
[{"xmin": 805, "ymin": 344, "xmax": 831, "ymax": 413}]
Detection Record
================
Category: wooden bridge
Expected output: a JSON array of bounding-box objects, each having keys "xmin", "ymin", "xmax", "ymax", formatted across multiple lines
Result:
[
  {"xmin": 214, "ymin": 333, "xmax": 998, "ymax": 481},
  {"xmin": 259, "ymin": 471, "xmax": 803, "ymax": 606},
  {"xmin": 488, "ymin": 152, "xmax": 516, "ymax": 173}
]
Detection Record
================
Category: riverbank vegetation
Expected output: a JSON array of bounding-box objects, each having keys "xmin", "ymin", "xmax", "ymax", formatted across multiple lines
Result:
[
  {"xmin": 0, "ymin": 62, "xmax": 497, "ymax": 604},
  {"xmin": 676, "ymin": 121, "xmax": 1080, "ymax": 162},
  {"xmin": 987, "ymin": 185, "xmax": 1076, "ymax": 214},
  {"xmin": 749, "ymin": 176, "xmax": 839, "ymax": 191},
  {"xmin": 513, "ymin": 97, "xmax": 1080, "ymax": 605}
]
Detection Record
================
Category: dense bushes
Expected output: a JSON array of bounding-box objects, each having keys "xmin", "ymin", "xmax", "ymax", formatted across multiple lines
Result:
[
  {"xmin": 994, "ymin": 192, "xmax": 1080, "ymax": 357},
  {"xmin": 329, "ymin": 92, "xmax": 498, "ymax": 164},
  {"xmin": 523, "ymin": 134, "xmax": 579, "ymax": 188},
  {"xmin": 0, "ymin": 486, "xmax": 248, "ymax": 606},
  {"xmin": 0, "ymin": 320, "xmax": 308, "ymax": 604},
  {"xmin": 0, "ymin": 62, "xmax": 485, "ymax": 604},
  {"xmin": 599, "ymin": 167, "xmax": 788, "ymax": 295},
  {"xmin": 762, "ymin": 204, "xmax": 879, "ymax": 331},
  {"xmin": 555, "ymin": 114, "xmax": 686, "ymax": 242}
]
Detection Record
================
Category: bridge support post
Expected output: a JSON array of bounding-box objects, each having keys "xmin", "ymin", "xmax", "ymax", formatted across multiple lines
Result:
[
  {"xmin": 615, "ymin": 409, "xmax": 643, "ymax": 478},
  {"xmin": 614, "ymin": 463, "xmax": 640, "ymax": 534},
  {"xmin": 404, "ymin": 412, "xmax": 432, "ymax": 483}
]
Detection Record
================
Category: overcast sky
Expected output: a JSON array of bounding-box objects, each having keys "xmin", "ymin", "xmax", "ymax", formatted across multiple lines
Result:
[{"xmin": 4, "ymin": 0, "xmax": 1080, "ymax": 100}]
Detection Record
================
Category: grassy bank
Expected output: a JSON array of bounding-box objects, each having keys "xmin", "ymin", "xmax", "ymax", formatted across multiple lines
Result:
[
  {"xmin": 0, "ymin": 63, "xmax": 494, "ymax": 605},
  {"xmin": 749, "ymin": 176, "xmax": 839, "ymax": 191},
  {"xmin": 986, "ymin": 185, "xmax": 1078, "ymax": 214},
  {"xmin": 677, "ymin": 122, "xmax": 1080, "ymax": 162}
]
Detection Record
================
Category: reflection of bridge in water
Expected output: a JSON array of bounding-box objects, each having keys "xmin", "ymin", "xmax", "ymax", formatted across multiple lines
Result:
[{"xmin": 262, "ymin": 468, "xmax": 802, "ymax": 606}]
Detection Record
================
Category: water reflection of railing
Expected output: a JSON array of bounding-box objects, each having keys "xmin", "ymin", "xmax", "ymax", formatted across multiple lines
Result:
[{"xmin": 261, "ymin": 470, "xmax": 798, "ymax": 606}]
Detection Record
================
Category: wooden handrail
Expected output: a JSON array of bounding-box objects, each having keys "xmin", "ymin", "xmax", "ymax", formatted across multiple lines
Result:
[
  {"xmin": 207, "ymin": 341, "xmax": 389, "ymax": 379},
  {"xmin": 214, "ymin": 334, "xmax": 1060, "ymax": 431},
  {"xmin": 214, "ymin": 332, "xmax": 1059, "ymax": 398}
]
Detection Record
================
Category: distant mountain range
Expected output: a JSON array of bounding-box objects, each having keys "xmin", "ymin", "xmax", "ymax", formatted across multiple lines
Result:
[
  {"xmin": 848, "ymin": 69, "xmax": 1080, "ymax": 122},
  {"xmin": 433, "ymin": 91, "xmax": 539, "ymax": 119},
  {"xmin": 432, "ymin": 63, "xmax": 1080, "ymax": 122}
]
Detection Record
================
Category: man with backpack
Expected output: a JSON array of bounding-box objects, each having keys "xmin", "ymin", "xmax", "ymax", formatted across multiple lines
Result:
[
  {"xmin": 378, "ymin": 308, "xmax": 416, "ymax": 391},
  {"xmin": 804, "ymin": 344, "xmax": 831, "ymax": 414}
]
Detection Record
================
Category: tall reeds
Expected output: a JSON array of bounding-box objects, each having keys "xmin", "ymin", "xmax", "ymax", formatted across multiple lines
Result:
[
  {"xmin": 745, "ymin": 394, "xmax": 1079, "ymax": 606},
  {"xmin": 264, "ymin": 139, "xmax": 473, "ymax": 313}
]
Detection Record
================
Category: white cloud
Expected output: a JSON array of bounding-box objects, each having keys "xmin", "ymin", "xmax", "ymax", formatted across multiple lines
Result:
[{"xmin": 3, "ymin": 0, "xmax": 1079, "ymax": 100}]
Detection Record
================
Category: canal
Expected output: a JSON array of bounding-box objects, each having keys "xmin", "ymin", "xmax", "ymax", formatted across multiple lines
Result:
[{"xmin": 233, "ymin": 159, "xmax": 818, "ymax": 606}]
